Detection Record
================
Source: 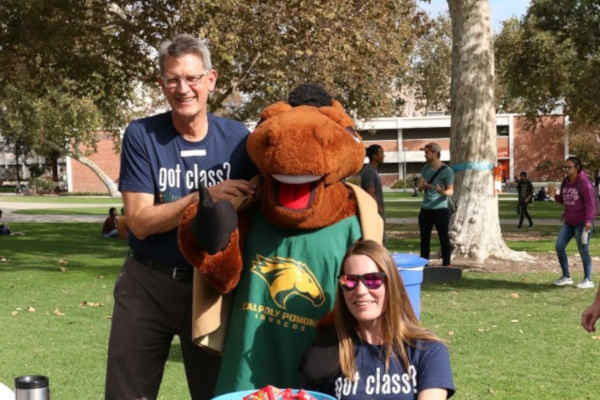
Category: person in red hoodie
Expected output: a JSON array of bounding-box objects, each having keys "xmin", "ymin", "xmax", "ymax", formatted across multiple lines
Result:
[
  {"xmin": 102, "ymin": 207, "xmax": 119, "ymax": 239},
  {"xmin": 553, "ymin": 157, "xmax": 596, "ymax": 289}
]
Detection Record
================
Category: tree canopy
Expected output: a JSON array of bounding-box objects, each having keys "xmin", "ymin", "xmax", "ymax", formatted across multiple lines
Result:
[
  {"xmin": 0, "ymin": 0, "xmax": 428, "ymax": 188},
  {"xmin": 409, "ymin": 12, "xmax": 453, "ymax": 114},
  {"xmin": 494, "ymin": 0, "xmax": 600, "ymax": 169}
]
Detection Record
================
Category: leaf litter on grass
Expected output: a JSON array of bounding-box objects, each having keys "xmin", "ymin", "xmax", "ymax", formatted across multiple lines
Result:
[{"xmin": 79, "ymin": 301, "xmax": 104, "ymax": 308}]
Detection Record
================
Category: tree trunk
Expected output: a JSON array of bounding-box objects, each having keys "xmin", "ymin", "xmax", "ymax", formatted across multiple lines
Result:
[
  {"xmin": 74, "ymin": 155, "xmax": 121, "ymax": 198},
  {"xmin": 447, "ymin": 0, "xmax": 531, "ymax": 262}
]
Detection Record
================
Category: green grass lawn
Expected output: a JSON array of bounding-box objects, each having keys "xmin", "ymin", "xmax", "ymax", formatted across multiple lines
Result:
[
  {"xmin": 2, "ymin": 223, "xmax": 600, "ymax": 399},
  {"xmin": 386, "ymin": 223, "xmax": 600, "ymax": 256},
  {"xmin": 384, "ymin": 195, "xmax": 571, "ymax": 220},
  {"xmin": 422, "ymin": 273, "xmax": 600, "ymax": 399},
  {"xmin": 0, "ymin": 223, "xmax": 187, "ymax": 399}
]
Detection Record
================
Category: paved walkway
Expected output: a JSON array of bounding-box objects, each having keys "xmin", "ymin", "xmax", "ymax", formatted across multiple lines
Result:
[
  {"xmin": 0, "ymin": 199, "xmax": 563, "ymax": 226},
  {"xmin": 387, "ymin": 217, "xmax": 562, "ymax": 226},
  {"xmin": 0, "ymin": 201, "xmax": 121, "ymax": 223}
]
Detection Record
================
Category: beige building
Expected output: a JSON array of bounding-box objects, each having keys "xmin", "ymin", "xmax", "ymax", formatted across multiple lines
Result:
[
  {"xmin": 52, "ymin": 114, "xmax": 568, "ymax": 194},
  {"xmin": 357, "ymin": 114, "xmax": 567, "ymax": 186}
]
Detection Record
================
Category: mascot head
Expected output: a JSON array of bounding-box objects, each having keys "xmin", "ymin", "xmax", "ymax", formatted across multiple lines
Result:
[{"xmin": 247, "ymin": 84, "xmax": 365, "ymax": 229}]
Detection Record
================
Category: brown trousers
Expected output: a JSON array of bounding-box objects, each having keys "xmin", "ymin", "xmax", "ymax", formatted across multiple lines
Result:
[{"xmin": 105, "ymin": 257, "xmax": 220, "ymax": 400}]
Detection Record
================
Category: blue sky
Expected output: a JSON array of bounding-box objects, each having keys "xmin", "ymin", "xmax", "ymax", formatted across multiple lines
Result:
[{"xmin": 419, "ymin": 0, "xmax": 529, "ymax": 32}]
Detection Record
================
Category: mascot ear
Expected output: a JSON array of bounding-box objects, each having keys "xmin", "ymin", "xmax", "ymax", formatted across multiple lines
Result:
[
  {"xmin": 318, "ymin": 100, "xmax": 356, "ymax": 131},
  {"xmin": 260, "ymin": 101, "xmax": 293, "ymax": 122}
]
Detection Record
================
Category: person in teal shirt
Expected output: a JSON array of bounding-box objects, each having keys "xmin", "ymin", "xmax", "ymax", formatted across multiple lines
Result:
[{"xmin": 417, "ymin": 143, "xmax": 454, "ymax": 267}]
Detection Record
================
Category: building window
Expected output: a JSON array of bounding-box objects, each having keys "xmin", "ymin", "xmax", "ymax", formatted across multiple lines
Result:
[{"xmin": 496, "ymin": 126, "xmax": 509, "ymax": 136}]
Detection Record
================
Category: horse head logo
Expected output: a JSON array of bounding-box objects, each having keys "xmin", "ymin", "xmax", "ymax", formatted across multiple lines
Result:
[{"xmin": 251, "ymin": 255, "xmax": 326, "ymax": 309}]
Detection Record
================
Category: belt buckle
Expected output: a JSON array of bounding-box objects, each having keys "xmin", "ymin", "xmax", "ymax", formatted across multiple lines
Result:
[{"xmin": 172, "ymin": 267, "xmax": 184, "ymax": 280}]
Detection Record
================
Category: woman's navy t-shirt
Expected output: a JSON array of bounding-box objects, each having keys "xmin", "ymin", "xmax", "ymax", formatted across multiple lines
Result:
[{"xmin": 310, "ymin": 336, "xmax": 455, "ymax": 400}]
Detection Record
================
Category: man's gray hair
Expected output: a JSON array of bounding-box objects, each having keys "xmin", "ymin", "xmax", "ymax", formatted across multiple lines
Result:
[{"xmin": 158, "ymin": 34, "xmax": 212, "ymax": 76}]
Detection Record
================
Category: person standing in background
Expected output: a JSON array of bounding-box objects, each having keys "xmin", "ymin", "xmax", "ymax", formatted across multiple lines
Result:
[
  {"xmin": 412, "ymin": 174, "xmax": 420, "ymax": 197},
  {"xmin": 516, "ymin": 171, "xmax": 534, "ymax": 230},
  {"xmin": 553, "ymin": 157, "xmax": 595, "ymax": 289},
  {"xmin": 361, "ymin": 144, "xmax": 386, "ymax": 243},
  {"xmin": 418, "ymin": 142, "xmax": 454, "ymax": 267},
  {"xmin": 493, "ymin": 162, "xmax": 504, "ymax": 195}
]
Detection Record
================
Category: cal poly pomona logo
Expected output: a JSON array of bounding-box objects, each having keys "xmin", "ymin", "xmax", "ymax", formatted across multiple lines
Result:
[{"xmin": 251, "ymin": 255, "xmax": 326, "ymax": 310}]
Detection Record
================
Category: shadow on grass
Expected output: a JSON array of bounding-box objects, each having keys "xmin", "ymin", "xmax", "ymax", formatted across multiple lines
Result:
[
  {"xmin": 0, "ymin": 223, "xmax": 129, "ymax": 275},
  {"xmin": 423, "ymin": 275, "xmax": 557, "ymax": 293}
]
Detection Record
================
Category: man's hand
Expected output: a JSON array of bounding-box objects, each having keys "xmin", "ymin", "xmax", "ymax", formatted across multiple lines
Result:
[
  {"xmin": 435, "ymin": 183, "xmax": 444, "ymax": 195},
  {"xmin": 581, "ymin": 301, "xmax": 600, "ymax": 332},
  {"xmin": 207, "ymin": 179, "xmax": 256, "ymax": 201},
  {"xmin": 421, "ymin": 181, "xmax": 433, "ymax": 191},
  {"xmin": 585, "ymin": 222, "xmax": 592, "ymax": 232}
]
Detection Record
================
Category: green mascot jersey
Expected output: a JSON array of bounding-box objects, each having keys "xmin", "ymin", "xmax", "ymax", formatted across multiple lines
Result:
[{"xmin": 214, "ymin": 210, "xmax": 362, "ymax": 394}]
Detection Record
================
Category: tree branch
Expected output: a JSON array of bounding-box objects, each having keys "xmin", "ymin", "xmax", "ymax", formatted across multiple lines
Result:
[{"xmin": 213, "ymin": 52, "xmax": 263, "ymax": 111}]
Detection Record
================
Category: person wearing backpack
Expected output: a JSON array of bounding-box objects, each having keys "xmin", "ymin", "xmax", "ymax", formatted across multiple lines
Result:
[
  {"xmin": 417, "ymin": 142, "xmax": 454, "ymax": 267},
  {"xmin": 553, "ymin": 157, "xmax": 596, "ymax": 289}
]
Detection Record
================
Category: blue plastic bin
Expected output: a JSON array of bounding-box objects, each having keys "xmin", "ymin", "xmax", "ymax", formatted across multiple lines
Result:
[
  {"xmin": 212, "ymin": 389, "xmax": 336, "ymax": 400},
  {"xmin": 391, "ymin": 253, "xmax": 427, "ymax": 319}
]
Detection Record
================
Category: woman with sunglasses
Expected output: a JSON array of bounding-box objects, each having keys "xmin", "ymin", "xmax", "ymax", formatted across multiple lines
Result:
[
  {"xmin": 553, "ymin": 156, "xmax": 597, "ymax": 289},
  {"xmin": 302, "ymin": 240, "xmax": 454, "ymax": 399}
]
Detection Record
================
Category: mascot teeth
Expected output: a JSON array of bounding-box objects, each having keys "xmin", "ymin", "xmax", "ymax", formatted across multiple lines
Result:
[{"xmin": 272, "ymin": 174, "xmax": 322, "ymax": 184}]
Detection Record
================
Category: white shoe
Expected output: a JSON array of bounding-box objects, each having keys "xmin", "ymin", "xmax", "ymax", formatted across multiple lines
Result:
[
  {"xmin": 576, "ymin": 279, "xmax": 595, "ymax": 289},
  {"xmin": 553, "ymin": 276, "xmax": 574, "ymax": 286}
]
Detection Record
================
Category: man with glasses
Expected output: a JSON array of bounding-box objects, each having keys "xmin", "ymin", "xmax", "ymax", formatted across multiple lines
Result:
[{"xmin": 105, "ymin": 34, "xmax": 257, "ymax": 400}]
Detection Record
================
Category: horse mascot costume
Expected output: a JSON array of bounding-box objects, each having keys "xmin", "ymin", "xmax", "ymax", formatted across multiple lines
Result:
[{"xmin": 178, "ymin": 84, "xmax": 383, "ymax": 394}]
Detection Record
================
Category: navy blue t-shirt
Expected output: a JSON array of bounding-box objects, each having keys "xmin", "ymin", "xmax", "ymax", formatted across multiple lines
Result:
[
  {"xmin": 314, "ymin": 339, "xmax": 455, "ymax": 400},
  {"xmin": 119, "ymin": 111, "xmax": 257, "ymax": 267}
]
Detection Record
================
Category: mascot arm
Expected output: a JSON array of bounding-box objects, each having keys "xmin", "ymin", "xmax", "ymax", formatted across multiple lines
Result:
[
  {"xmin": 191, "ymin": 183, "xmax": 238, "ymax": 255},
  {"xmin": 178, "ymin": 183, "xmax": 246, "ymax": 294}
]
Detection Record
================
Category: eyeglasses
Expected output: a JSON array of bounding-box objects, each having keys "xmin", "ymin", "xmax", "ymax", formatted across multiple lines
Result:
[
  {"xmin": 339, "ymin": 272, "xmax": 387, "ymax": 291},
  {"xmin": 161, "ymin": 70, "xmax": 210, "ymax": 88}
]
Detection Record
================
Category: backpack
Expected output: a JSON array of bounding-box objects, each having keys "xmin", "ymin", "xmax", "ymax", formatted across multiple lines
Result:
[
  {"xmin": 567, "ymin": 178, "xmax": 600, "ymax": 216},
  {"xmin": 587, "ymin": 184, "xmax": 600, "ymax": 216}
]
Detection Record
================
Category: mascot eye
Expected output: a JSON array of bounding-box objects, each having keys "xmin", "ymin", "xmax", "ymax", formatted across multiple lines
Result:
[{"xmin": 345, "ymin": 127, "xmax": 361, "ymax": 143}]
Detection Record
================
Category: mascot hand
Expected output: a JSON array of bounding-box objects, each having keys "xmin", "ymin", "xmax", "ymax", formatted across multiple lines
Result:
[{"xmin": 191, "ymin": 182, "xmax": 238, "ymax": 255}]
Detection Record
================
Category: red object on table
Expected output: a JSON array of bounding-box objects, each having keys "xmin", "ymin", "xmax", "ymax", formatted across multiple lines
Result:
[{"xmin": 242, "ymin": 386, "xmax": 318, "ymax": 400}]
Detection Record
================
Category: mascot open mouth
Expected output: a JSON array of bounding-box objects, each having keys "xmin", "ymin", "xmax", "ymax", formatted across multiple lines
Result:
[{"xmin": 272, "ymin": 174, "xmax": 322, "ymax": 210}]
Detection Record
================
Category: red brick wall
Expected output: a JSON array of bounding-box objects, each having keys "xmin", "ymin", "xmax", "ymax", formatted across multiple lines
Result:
[
  {"xmin": 402, "ymin": 139, "xmax": 450, "ymax": 152},
  {"xmin": 514, "ymin": 116, "xmax": 565, "ymax": 181},
  {"xmin": 381, "ymin": 175, "xmax": 398, "ymax": 186},
  {"xmin": 70, "ymin": 133, "xmax": 121, "ymax": 193}
]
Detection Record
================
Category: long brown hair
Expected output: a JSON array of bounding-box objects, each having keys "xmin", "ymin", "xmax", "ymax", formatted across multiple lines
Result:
[{"xmin": 334, "ymin": 240, "xmax": 443, "ymax": 379}]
